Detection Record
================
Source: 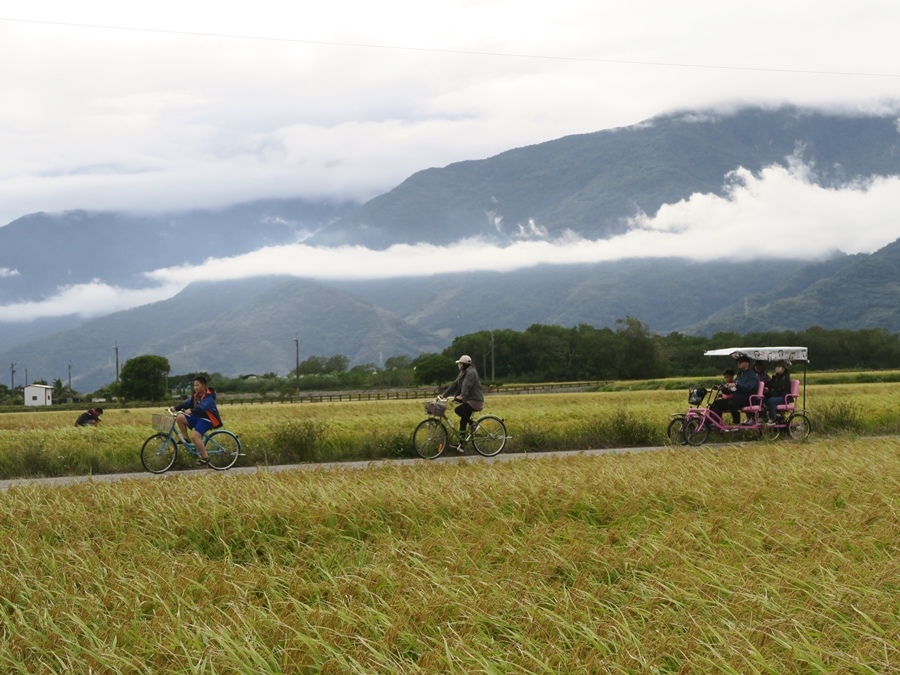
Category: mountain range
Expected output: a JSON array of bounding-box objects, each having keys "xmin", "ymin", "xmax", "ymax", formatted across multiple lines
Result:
[{"xmin": 2, "ymin": 105, "xmax": 900, "ymax": 392}]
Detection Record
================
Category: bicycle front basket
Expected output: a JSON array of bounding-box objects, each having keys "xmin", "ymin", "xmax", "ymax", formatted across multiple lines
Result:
[
  {"xmin": 688, "ymin": 387, "xmax": 707, "ymax": 405},
  {"xmin": 424, "ymin": 399, "xmax": 447, "ymax": 416},
  {"xmin": 151, "ymin": 413, "xmax": 174, "ymax": 432}
]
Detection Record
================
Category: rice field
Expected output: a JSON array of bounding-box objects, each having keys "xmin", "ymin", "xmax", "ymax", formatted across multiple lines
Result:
[
  {"xmin": 1, "ymin": 383, "xmax": 899, "ymax": 481},
  {"xmin": 0, "ymin": 436, "xmax": 897, "ymax": 672}
]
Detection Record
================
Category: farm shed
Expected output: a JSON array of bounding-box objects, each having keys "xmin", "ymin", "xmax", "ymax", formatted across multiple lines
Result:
[{"xmin": 24, "ymin": 384, "xmax": 53, "ymax": 407}]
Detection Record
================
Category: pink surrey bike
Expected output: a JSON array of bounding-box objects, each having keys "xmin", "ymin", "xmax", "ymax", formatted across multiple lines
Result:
[{"xmin": 681, "ymin": 346, "xmax": 812, "ymax": 446}]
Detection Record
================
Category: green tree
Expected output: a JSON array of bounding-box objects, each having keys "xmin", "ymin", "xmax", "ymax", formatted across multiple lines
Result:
[
  {"xmin": 413, "ymin": 354, "xmax": 457, "ymax": 387},
  {"xmin": 324, "ymin": 355, "xmax": 350, "ymax": 373},
  {"xmin": 297, "ymin": 355, "xmax": 327, "ymax": 376},
  {"xmin": 615, "ymin": 317, "xmax": 665, "ymax": 380},
  {"xmin": 168, "ymin": 373, "xmax": 196, "ymax": 397},
  {"xmin": 52, "ymin": 378, "xmax": 67, "ymax": 401},
  {"xmin": 119, "ymin": 355, "xmax": 171, "ymax": 402},
  {"xmin": 384, "ymin": 355, "xmax": 412, "ymax": 370}
]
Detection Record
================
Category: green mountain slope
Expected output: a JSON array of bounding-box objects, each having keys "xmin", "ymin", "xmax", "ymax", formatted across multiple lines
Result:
[
  {"xmin": 311, "ymin": 107, "xmax": 900, "ymax": 247},
  {"xmin": 1, "ymin": 278, "xmax": 443, "ymax": 392},
  {"xmin": 5, "ymin": 237, "xmax": 900, "ymax": 393},
  {"xmin": 690, "ymin": 239, "xmax": 900, "ymax": 334}
]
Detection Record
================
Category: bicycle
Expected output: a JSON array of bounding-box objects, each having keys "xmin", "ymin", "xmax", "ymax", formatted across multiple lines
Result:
[
  {"xmin": 667, "ymin": 383, "xmax": 742, "ymax": 444},
  {"xmin": 666, "ymin": 385, "xmax": 711, "ymax": 444},
  {"xmin": 140, "ymin": 410, "xmax": 243, "ymax": 473},
  {"xmin": 412, "ymin": 397, "xmax": 509, "ymax": 459},
  {"xmin": 681, "ymin": 383, "xmax": 811, "ymax": 446}
]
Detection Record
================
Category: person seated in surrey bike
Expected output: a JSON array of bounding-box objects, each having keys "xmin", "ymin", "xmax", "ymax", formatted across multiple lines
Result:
[
  {"xmin": 709, "ymin": 355, "xmax": 759, "ymax": 425},
  {"xmin": 764, "ymin": 360, "xmax": 792, "ymax": 425},
  {"xmin": 754, "ymin": 359, "xmax": 772, "ymax": 387},
  {"xmin": 714, "ymin": 369, "xmax": 735, "ymax": 402},
  {"xmin": 74, "ymin": 406, "xmax": 103, "ymax": 426},
  {"xmin": 441, "ymin": 354, "xmax": 485, "ymax": 452},
  {"xmin": 171, "ymin": 375, "xmax": 221, "ymax": 466}
]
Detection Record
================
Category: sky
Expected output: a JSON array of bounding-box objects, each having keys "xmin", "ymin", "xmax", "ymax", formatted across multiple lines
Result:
[{"xmin": 3, "ymin": 1, "xmax": 900, "ymax": 321}]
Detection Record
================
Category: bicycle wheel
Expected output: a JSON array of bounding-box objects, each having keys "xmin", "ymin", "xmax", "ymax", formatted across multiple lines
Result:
[
  {"xmin": 141, "ymin": 433, "xmax": 178, "ymax": 473},
  {"xmin": 413, "ymin": 419, "xmax": 447, "ymax": 459},
  {"xmin": 666, "ymin": 415, "xmax": 687, "ymax": 445},
  {"xmin": 472, "ymin": 415, "xmax": 507, "ymax": 457},
  {"xmin": 682, "ymin": 417, "xmax": 709, "ymax": 447},
  {"xmin": 787, "ymin": 413, "xmax": 811, "ymax": 442},
  {"xmin": 205, "ymin": 430, "xmax": 242, "ymax": 470}
]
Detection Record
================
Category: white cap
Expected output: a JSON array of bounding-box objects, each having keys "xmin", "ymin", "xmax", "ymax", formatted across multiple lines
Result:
[{"xmin": 456, "ymin": 355, "xmax": 473, "ymax": 364}]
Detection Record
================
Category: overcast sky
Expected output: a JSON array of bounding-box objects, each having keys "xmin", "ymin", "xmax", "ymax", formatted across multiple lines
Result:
[{"xmin": 3, "ymin": 1, "xmax": 900, "ymax": 321}]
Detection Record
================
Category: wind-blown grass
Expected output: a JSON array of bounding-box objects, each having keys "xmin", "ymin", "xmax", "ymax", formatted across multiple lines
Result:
[
  {"xmin": 0, "ymin": 438, "xmax": 897, "ymax": 672},
  {"xmin": 0, "ymin": 384, "xmax": 898, "ymax": 479}
]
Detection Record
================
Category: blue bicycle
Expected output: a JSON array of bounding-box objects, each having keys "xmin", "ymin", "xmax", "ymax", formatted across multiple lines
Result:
[{"xmin": 141, "ymin": 410, "xmax": 242, "ymax": 473}]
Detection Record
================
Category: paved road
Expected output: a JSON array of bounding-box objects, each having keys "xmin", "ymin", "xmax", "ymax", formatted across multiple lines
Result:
[{"xmin": 0, "ymin": 445, "xmax": 666, "ymax": 491}]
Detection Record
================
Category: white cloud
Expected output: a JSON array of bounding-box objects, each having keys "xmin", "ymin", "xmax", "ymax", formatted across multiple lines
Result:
[
  {"xmin": 2, "ymin": 1, "xmax": 900, "ymax": 325},
  {"xmin": 3, "ymin": 1, "xmax": 900, "ymax": 227},
  {"xmin": 0, "ymin": 280, "xmax": 186, "ymax": 322},
  {"xmin": 1, "ymin": 157, "xmax": 897, "ymax": 323},
  {"xmin": 141, "ymin": 160, "xmax": 899, "ymax": 284},
  {"xmin": 0, "ymin": 268, "xmax": 20, "ymax": 278}
]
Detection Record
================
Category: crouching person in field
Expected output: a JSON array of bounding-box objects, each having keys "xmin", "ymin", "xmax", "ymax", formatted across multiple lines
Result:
[{"xmin": 74, "ymin": 407, "xmax": 103, "ymax": 426}]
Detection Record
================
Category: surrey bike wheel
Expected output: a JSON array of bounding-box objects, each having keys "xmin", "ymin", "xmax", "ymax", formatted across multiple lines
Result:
[
  {"xmin": 787, "ymin": 412, "xmax": 811, "ymax": 442},
  {"xmin": 471, "ymin": 415, "xmax": 508, "ymax": 457},
  {"xmin": 141, "ymin": 433, "xmax": 178, "ymax": 474},
  {"xmin": 682, "ymin": 417, "xmax": 709, "ymax": 447},
  {"xmin": 667, "ymin": 415, "xmax": 687, "ymax": 445},
  {"xmin": 413, "ymin": 419, "xmax": 448, "ymax": 460},
  {"xmin": 204, "ymin": 430, "xmax": 242, "ymax": 470}
]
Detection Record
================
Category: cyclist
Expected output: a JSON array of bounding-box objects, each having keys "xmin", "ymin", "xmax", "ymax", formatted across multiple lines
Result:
[
  {"xmin": 441, "ymin": 354, "xmax": 484, "ymax": 451},
  {"xmin": 171, "ymin": 375, "xmax": 221, "ymax": 466}
]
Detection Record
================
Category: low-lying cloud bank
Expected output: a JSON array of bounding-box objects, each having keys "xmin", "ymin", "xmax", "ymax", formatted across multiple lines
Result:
[{"xmin": 2, "ymin": 161, "xmax": 899, "ymax": 322}]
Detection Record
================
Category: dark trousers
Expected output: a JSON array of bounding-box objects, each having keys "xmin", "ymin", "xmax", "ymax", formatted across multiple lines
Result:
[
  {"xmin": 727, "ymin": 394, "xmax": 752, "ymax": 423},
  {"xmin": 454, "ymin": 402, "xmax": 475, "ymax": 431},
  {"xmin": 710, "ymin": 394, "xmax": 749, "ymax": 424}
]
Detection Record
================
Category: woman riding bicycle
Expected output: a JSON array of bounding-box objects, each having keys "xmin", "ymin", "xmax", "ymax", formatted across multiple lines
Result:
[{"xmin": 441, "ymin": 355, "xmax": 484, "ymax": 451}]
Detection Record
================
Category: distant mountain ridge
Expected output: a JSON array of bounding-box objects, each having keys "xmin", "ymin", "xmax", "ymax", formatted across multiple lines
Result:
[
  {"xmin": 2, "ymin": 105, "xmax": 900, "ymax": 391},
  {"xmin": 0, "ymin": 198, "xmax": 358, "ymax": 305},
  {"xmin": 310, "ymin": 106, "xmax": 900, "ymax": 247},
  {"xmin": 4, "ymin": 239, "xmax": 900, "ymax": 393}
]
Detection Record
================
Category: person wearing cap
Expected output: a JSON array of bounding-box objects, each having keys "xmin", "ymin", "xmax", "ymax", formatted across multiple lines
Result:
[
  {"xmin": 764, "ymin": 361, "xmax": 792, "ymax": 424},
  {"xmin": 709, "ymin": 355, "xmax": 759, "ymax": 425},
  {"xmin": 441, "ymin": 354, "xmax": 485, "ymax": 451}
]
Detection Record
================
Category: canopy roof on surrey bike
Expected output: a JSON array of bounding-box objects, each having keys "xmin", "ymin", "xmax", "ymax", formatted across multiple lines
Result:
[
  {"xmin": 704, "ymin": 346, "xmax": 810, "ymax": 407},
  {"xmin": 703, "ymin": 346, "xmax": 809, "ymax": 364}
]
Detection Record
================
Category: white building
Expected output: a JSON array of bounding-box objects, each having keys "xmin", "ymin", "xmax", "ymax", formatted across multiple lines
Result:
[{"xmin": 24, "ymin": 384, "xmax": 53, "ymax": 407}]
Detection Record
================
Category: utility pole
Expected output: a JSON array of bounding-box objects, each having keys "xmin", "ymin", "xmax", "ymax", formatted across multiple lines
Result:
[
  {"xmin": 490, "ymin": 330, "xmax": 495, "ymax": 383},
  {"xmin": 293, "ymin": 337, "xmax": 300, "ymax": 393},
  {"xmin": 113, "ymin": 343, "xmax": 120, "ymax": 382},
  {"xmin": 68, "ymin": 364, "xmax": 72, "ymax": 392},
  {"xmin": 24, "ymin": 367, "xmax": 28, "ymax": 386},
  {"xmin": 9, "ymin": 363, "xmax": 14, "ymax": 390}
]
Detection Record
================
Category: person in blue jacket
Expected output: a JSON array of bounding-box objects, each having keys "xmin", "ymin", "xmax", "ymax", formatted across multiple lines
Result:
[
  {"xmin": 171, "ymin": 375, "xmax": 221, "ymax": 466},
  {"xmin": 709, "ymin": 355, "xmax": 759, "ymax": 425}
]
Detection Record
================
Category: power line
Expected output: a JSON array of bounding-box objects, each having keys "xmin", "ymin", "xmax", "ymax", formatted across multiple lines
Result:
[{"xmin": 1, "ymin": 16, "xmax": 898, "ymax": 79}]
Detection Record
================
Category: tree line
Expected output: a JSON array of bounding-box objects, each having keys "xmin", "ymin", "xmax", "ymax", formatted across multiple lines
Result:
[
  {"xmin": 444, "ymin": 320, "xmax": 900, "ymax": 382},
  {"xmin": 6, "ymin": 321, "xmax": 899, "ymax": 404}
]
